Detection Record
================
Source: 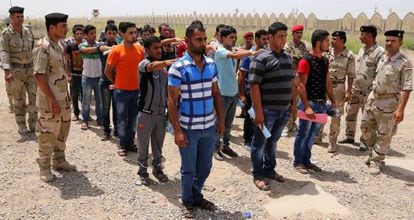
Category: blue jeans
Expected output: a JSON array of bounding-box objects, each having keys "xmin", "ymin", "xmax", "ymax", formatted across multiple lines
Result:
[
  {"xmin": 179, "ymin": 126, "xmax": 216, "ymax": 206},
  {"xmin": 114, "ymin": 89, "xmax": 139, "ymax": 148},
  {"xmin": 293, "ymin": 101, "xmax": 328, "ymax": 166},
  {"xmin": 82, "ymin": 76, "xmax": 102, "ymax": 122},
  {"xmin": 251, "ymin": 109, "xmax": 289, "ymax": 179},
  {"xmin": 100, "ymin": 79, "xmax": 117, "ymax": 134}
]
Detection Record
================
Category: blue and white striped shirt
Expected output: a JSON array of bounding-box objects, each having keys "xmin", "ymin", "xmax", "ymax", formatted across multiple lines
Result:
[{"xmin": 168, "ymin": 53, "xmax": 218, "ymax": 130}]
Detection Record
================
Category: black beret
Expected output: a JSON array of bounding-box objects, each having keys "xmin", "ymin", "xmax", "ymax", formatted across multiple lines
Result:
[
  {"xmin": 360, "ymin": 25, "xmax": 377, "ymax": 35},
  {"xmin": 332, "ymin": 31, "xmax": 346, "ymax": 39},
  {"xmin": 45, "ymin": 13, "xmax": 68, "ymax": 23},
  {"xmin": 9, "ymin": 6, "xmax": 24, "ymax": 14},
  {"xmin": 384, "ymin": 30, "xmax": 404, "ymax": 38}
]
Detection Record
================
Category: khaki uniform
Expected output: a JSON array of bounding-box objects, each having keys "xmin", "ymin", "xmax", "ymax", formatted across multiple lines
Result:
[
  {"xmin": 284, "ymin": 40, "xmax": 310, "ymax": 131},
  {"xmin": 344, "ymin": 44, "xmax": 384, "ymax": 140},
  {"xmin": 361, "ymin": 52, "xmax": 412, "ymax": 162},
  {"xmin": 33, "ymin": 35, "xmax": 71, "ymax": 170},
  {"xmin": 324, "ymin": 48, "xmax": 356, "ymax": 145},
  {"xmin": 0, "ymin": 24, "xmax": 37, "ymax": 129}
]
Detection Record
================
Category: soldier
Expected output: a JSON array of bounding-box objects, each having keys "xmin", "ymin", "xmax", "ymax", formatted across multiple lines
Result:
[
  {"xmin": 0, "ymin": 6, "xmax": 37, "ymax": 134},
  {"xmin": 361, "ymin": 30, "xmax": 412, "ymax": 175},
  {"xmin": 339, "ymin": 25, "xmax": 384, "ymax": 150},
  {"xmin": 33, "ymin": 13, "xmax": 76, "ymax": 182},
  {"xmin": 325, "ymin": 31, "xmax": 356, "ymax": 153},
  {"xmin": 283, "ymin": 24, "xmax": 310, "ymax": 137}
]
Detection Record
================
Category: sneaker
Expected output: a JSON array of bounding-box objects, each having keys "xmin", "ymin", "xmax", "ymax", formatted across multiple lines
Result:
[
  {"xmin": 213, "ymin": 152, "xmax": 224, "ymax": 161},
  {"xmin": 338, "ymin": 138, "xmax": 355, "ymax": 144},
  {"xmin": 281, "ymin": 127, "xmax": 289, "ymax": 137},
  {"xmin": 136, "ymin": 173, "xmax": 150, "ymax": 186},
  {"xmin": 153, "ymin": 169, "xmax": 169, "ymax": 182},
  {"xmin": 222, "ymin": 147, "xmax": 238, "ymax": 157},
  {"xmin": 244, "ymin": 143, "xmax": 251, "ymax": 151}
]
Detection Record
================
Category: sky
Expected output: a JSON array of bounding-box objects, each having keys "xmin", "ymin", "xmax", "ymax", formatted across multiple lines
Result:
[{"xmin": 1, "ymin": 0, "xmax": 413, "ymax": 20}]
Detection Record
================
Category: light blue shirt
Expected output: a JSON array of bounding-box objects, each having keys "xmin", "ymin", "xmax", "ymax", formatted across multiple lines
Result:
[{"xmin": 214, "ymin": 46, "xmax": 238, "ymax": 97}]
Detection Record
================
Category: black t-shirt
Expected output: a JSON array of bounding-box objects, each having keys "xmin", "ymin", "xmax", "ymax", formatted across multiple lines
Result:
[{"xmin": 65, "ymin": 43, "xmax": 83, "ymax": 74}]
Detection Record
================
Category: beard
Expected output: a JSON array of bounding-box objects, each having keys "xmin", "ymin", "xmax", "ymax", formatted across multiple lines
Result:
[{"xmin": 191, "ymin": 47, "xmax": 206, "ymax": 55}]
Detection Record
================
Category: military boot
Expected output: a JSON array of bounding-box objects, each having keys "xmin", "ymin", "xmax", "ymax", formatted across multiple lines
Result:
[
  {"xmin": 17, "ymin": 123, "xmax": 29, "ymax": 134},
  {"xmin": 52, "ymin": 151, "xmax": 77, "ymax": 171},
  {"xmin": 39, "ymin": 167, "xmax": 55, "ymax": 182},
  {"xmin": 369, "ymin": 161, "xmax": 382, "ymax": 175},
  {"xmin": 29, "ymin": 122, "xmax": 37, "ymax": 132}
]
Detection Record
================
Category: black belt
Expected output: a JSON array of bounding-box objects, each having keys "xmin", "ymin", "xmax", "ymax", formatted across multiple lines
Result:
[{"xmin": 11, "ymin": 62, "xmax": 33, "ymax": 68}]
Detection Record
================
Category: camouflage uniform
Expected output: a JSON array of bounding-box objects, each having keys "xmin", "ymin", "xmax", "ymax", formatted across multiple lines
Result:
[
  {"xmin": 33, "ymin": 35, "xmax": 75, "ymax": 182},
  {"xmin": 284, "ymin": 40, "xmax": 310, "ymax": 132},
  {"xmin": 324, "ymin": 48, "xmax": 356, "ymax": 149},
  {"xmin": 361, "ymin": 52, "xmax": 412, "ymax": 164},
  {"xmin": 344, "ymin": 44, "xmax": 384, "ymax": 141},
  {"xmin": 0, "ymin": 24, "xmax": 37, "ymax": 132}
]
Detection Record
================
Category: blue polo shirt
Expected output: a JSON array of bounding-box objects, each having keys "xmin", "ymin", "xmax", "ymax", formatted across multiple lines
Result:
[
  {"xmin": 214, "ymin": 46, "xmax": 238, "ymax": 97},
  {"xmin": 168, "ymin": 53, "xmax": 218, "ymax": 130}
]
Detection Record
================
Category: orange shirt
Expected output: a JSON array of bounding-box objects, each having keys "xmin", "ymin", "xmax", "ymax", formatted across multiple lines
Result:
[{"xmin": 107, "ymin": 44, "xmax": 145, "ymax": 91}]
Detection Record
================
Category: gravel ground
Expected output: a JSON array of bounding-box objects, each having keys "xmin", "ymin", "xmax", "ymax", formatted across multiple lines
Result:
[{"xmin": 0, "ymin": 51, "xmax": 414, "ymax": 220}]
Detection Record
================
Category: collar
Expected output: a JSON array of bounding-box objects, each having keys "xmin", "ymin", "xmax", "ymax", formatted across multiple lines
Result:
[
  {"xmin": 183, "ymin": 52, "xmax": 207, "ymax": 66},
  {"xmin": 46, "ymin": 34, "xmax": 62, "ymax": 50},
  {"xmin": 386, "ymin": 51, "xmax": 402, "ymax": 62}
]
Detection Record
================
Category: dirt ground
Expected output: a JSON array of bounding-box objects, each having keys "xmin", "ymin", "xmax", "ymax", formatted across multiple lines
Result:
[{"xmin": 0, "ymin": 51, "xmax": 414, "ymax": 220}]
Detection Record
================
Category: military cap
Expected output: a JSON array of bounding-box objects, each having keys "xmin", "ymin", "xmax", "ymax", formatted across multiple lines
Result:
[
  {"xmin": 332, "ymin": 31, "xmax": 346, "ymax": 39},
  {"xmin": 243, "ymin": 31, "xmax": 253, "ymax": 38},
  {"xmin": 360, "ymin": 25, "xmax": 377, "ymax": 35},
  {"xmin": 45, "ymin": 13, "xmax": 68, "ymax": 23},
  {"xmin": 9, "ymin": 6, "xmax": 24, "ymax": 14},
  {"xmin": 384, "ymin": 30, "xmax": 404, "ymax": 38},
  {"xmin": 291, "ymin": 24, "xmax": 304, "ymax": 32}
]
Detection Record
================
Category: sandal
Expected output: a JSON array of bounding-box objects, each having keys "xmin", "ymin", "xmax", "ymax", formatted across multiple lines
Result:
[
  {"xmin": 265, "ymin": 172, "xmax": 285, "ymax": 182},
  {"xmin": 254, "ymin": 178, "xmax": 270, "ymax": 191},
  {"xmin": 294, "ymin": 164, "xmax": 309, "ymax": 174},
  {"xmin": 153, "ymin": 170, "xmax": 169, "ymax": 182},
  {"xmin": 194, "ymin": 199, "xmax": 217, "ymax": 211},
  {"xmin": 305, "ymin": 163, "xmax": 322, "ymax": 172},
  {"xmin": 182, "ymin": 205, "xmax": 195, "ymax": 219},
  {"xmin": 117, "ymin": 149, "xmax": 127, "ymax": 157}
]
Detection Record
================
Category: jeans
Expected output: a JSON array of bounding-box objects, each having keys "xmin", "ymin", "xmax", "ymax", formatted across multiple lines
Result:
[
  {"xmin": 179, "ymin": 126, "xmax": 216, "ymax": 206},
  {"xmin": 251, "ymin": 109, "xmax": 289, "ymax": 179},
  {"xmin": 114, "ymin": 89, "xmax": 139, "ymax": 148},
  {"xmin": 70, "ymin": 74, "xmax": 82, "ymax": 116},
  {"xmin": 293, "ymin": 101, "xmax": 328, "ymax": 166},
  {"xmin": 216, "ymin": 95, "xmax": 237, "ymax": 150},
  {"xmin": 100, "ymin": 79, "xmax": 117, "ymax": 134},
  {"xmin": 243, "ymin": 94, "xmax": 254, "ymax": 145},
  {"xmin": 82, "ymin": 76, "xmax": 102, "ymax": 123}
]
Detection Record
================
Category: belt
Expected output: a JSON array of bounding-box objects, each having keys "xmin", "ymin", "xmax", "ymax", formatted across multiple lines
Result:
[
  {"xmin": 11, "ymin": 62, "xmax": 33, "ymax": 69},
  {"xmin": 331, "ymin": 80, "xmax": 345, "ymax": 84},
  {"xmin": 310, "ymin": 99, "xmax": 326, "ymax": 103},
  {"xmin": 374, "ymin": 93, "xmax": 399, "ymax": 99}
]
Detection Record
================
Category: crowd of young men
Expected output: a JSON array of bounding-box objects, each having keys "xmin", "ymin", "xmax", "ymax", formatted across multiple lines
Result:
[{"xmin": 1, "ymin": 5, "xmax": 412, "ymax": 218}]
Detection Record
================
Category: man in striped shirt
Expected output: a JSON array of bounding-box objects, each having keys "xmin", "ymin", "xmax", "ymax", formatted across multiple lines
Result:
[
  {"xmin": 248, "ymin": 22, "xmax": 296, "ymax": 191},
  {"xmin": 168, "ymin": 21, "xmax": 224, "ymax": 218}
]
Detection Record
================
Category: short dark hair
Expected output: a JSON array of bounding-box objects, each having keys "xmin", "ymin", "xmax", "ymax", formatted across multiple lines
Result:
[
  {"xmin": 268, "ymin": 22, "xmax": 288, "ymax": 35},
  {"xmin": 72, "ymin": 24, "xmax": 84, "ymax": 34},
  {"xmin": 255, "ymin": 29, "xmax": 268, "ymax": 39},
  {"xmin": 105, "ymin": 23, "xmax": 118, "ymax": 33},
  {"xmin": 106, "ymin": 19, "xmax": 115, "ymax": 25},
  {"xmin": 220, "ymin": 25, "xmax": 237, "ymax": 38},
  {"xmin": 215, "ymin": 24, "xmax": 226, "ymax": 33},
  {"xmin": 150, "ymin": 27, "xmax": 156, "ymax": 34},
  {"xmin": 158, "ymin": 23, "xmax": 169, "ymax": 32},
  {"xmin": 83, "ymin": 25, "xmax": 96, "ymax": 35},
  {"xmin": 185, "ymin": 21, "xmax": 205, "ymax": 38},
  {"xmin": 311, "ymin": 29, "xmax": 330, "ymax": 48},
  {"xmin": 143, "ymin": 36, "xmax": 161, "ymax": 48},
  {"xmin": 119, "ymin": 22, "xmax": 136, "ymax": 33}
]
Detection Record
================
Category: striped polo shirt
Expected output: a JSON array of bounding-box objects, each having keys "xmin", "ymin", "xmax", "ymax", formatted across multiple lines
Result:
[
  {"xmin": 168, "ymin": 53, "xmax": 218, "ymax": 130},
  {"xmin": 79, "ymin": 41, "xmax": 102, "ymax": 78},
  {"xmin": 248, "ymin": 48, "xmax": 294, "ymax": 111}
]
